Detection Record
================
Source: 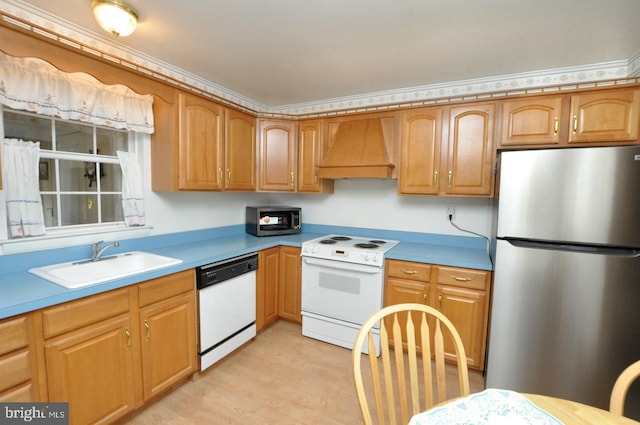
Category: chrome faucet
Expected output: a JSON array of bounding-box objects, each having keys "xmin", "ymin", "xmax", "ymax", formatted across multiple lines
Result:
[{"xmin": 91, "ymin": 241, "xmax": 120, "ymax": 261}]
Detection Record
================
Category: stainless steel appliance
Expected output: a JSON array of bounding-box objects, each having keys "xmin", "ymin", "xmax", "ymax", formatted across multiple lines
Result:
[
  {"xmin": 196, "ymin": 253, "xmax": 258, "ymax": 371},
  {"xmin": 246, "ymin": 206, "xmax": 301, "ymax": 236},
  {"xmin": 301, "ymin": 234, "xmax": 399, "ymax": 353},
  {"xmin": 487, "ymin": 146, "xmax": 640, "ymax": 419}
]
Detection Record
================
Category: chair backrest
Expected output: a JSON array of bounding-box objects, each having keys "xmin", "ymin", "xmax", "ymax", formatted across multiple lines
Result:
[
  {"xmin": 610, "ymin": 359, "xmax": 640, "ymax": 416},
  {"xmin": 352, "ymin": 303, "xmax": 470, "ymax": 425}
]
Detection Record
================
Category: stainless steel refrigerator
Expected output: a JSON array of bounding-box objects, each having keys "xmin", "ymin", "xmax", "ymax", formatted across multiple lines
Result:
[{"xmin": 486, "ymin": 145, "xmax": 640, "ymax": 419}]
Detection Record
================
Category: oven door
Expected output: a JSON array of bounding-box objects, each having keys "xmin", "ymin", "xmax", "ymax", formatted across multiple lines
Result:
[{"xmin": 301, "ymin": 256, "xmax": 384, "ymax": 327}]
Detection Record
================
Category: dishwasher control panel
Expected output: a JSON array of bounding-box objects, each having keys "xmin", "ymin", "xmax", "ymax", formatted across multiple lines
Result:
[{"xmin": 196, "ymin": 253, "xmax": 258, "ymax": 289}]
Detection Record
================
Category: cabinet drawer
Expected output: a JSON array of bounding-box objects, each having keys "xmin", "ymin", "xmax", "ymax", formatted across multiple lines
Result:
[
  {"xmin": 42, "ymin": 288, "xmax": 130, "ymax": 339},
  {"xmin": 435, "ymin": 266, "xmax": 489, "ymax": 290},
  {"xmin": 0, "ymin": 316, "xmax": 29, "ymax": 356},
  {"xmin": 138, "ymin": 269, "xmax": 195, "ymax": 307},
  {"xmin": 0, "ymin": 349, "xmax": 31, "ymax": 392},
  {"xmin": 386, "ymin": 260, "xmax": 431, "ymax": 282},
  {"xmin": 0, "ymin": 381, "xmax": 35, "ymax": 402}
]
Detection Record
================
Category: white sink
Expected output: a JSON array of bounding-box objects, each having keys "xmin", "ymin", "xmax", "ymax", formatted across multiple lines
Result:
[{"xmin": 29, "ymin": 251, "xmax": 183, "ymax": 289}]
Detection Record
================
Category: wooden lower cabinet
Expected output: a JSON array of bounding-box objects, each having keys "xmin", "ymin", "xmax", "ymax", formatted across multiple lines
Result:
[
  {"xmin": 137, "ymin": 270, "xmax": 197, "ymax": 401},
  {"xmin": 257, "ymin": 246, "xmax": 302, "ymax": 330},
  {"xmin": 278, "ymin": 246, "xmax": 301, "ymax": 323},
  {"xmin": 257, "ymin": 247, "xmax": 280, "ymax": 331},
  {"xmin": 40, "ymin": 270, "xmax": 196, "ymax": 425},
  {"xmin": 0, "ymin": 314, "xmax": 40, "ymax": 402},
  {"xmin": 385, "ymin": 259, "xmax": 491, "ymax": 371},
  {"xmin": 45, "ymin": 314, "xmax": 136, "ymax": 425}
]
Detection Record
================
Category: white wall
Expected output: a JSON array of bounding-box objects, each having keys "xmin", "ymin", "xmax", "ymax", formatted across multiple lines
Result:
[{"xmin": 145, "ymin": 179, "xmax": 494, "ymax": 239}]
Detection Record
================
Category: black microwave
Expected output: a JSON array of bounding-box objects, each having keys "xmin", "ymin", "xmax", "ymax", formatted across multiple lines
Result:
[{"xmin": 246, "ymin": 206, "xmax": 301, "ymax": 236}]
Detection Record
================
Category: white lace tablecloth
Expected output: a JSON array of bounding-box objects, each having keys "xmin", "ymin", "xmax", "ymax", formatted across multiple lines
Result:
[{"xmin": 409, "ymin": 389, "xmax": 564, "ymax": 425}]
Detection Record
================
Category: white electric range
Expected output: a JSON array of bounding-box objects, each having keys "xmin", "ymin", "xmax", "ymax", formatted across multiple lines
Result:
[{"xmin": 300, "ymin": 234, "xmax": 399, "ymax": 353}]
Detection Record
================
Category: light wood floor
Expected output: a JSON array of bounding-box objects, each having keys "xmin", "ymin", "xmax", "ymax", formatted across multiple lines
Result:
[{"xmin": 124, "ymin": 320, "xmax": 485, "ymax": 424}]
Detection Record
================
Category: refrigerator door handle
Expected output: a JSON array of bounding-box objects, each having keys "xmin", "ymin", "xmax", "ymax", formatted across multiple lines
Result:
[{"xmin": 503, "ymin": 237, "xmax": 640, "ymax": 258}]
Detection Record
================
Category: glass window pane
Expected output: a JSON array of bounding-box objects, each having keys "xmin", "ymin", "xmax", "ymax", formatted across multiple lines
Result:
[
  {"xmin": 38, "ymin": 159, "xmax": 56, "ymax": 191},
  {"xmin": 97, "ymin": 127, "xmax": 127, "ymax": 155},
  {"xmin": 41, "ymin": 194, "xmax": 58, "ymax": 228},
  {"xmin": 60, "ymin": 194, "xmax": 98, "ymax": 226},
  {"xmin": 60, "ymin": 160, "xmax": 96, "ymax": 192},
  {"xmin": 100, "ymin": 163, "xmax": 122, "ymax": 192},
  {"xmin": 56, "ymin": 121, "xmax": 93, "ymax": 154},
  {"xmin": 101, "ymin": 194, "xmax": 123, "ymax": 223},
  {"xmin": 3, "ymin": 111, "xmax": 53, "ymax": 150},
  {"xmin": 3, "ymin": 107, "xmax": 131, "ymax": 233}
]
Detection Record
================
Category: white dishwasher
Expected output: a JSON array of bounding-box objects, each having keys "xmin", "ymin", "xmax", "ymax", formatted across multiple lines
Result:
[{"xmin": 196, "ymin": 253, "xmax": 258, "ymax": 371}]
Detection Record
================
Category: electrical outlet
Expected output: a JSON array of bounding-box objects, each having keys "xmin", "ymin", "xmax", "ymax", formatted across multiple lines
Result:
[{"xmin": 447, "ymin": 206, "xmax": 456, "ymax": 222}]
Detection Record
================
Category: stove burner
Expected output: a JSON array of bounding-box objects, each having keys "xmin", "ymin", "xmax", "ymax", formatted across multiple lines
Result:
[
  {"xmin": 354, "ymin": 243, "xmax": 379, "ymax": 249},
  {"xmin": 370, "ymin": 240, "xmax": 387, "ymax": 244},
  {"xmin": 331, "ymin": 236, "xmax": 352, "ymax": 241},
  {"xmin": 319, "ymin": 239, "xmax": 337, "ymax": 244}
]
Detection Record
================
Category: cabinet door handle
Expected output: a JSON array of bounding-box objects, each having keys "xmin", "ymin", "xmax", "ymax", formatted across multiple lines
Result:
[
  {"xmin": 573, "ymin": 115, "xmax": 578, "ymax": 135},
  {"xmin": 290, "ymin": 171, "xmax": 295, "ymax": 185},
  {"xmin": 452, "ymin": 275, "xmax": 472, "ymax": 282},
  {"xmin": 433, "ymin": 170, "xmax": 438, "ymax": 186},
  {"xmin": 144, "ymin": 320, "xmax": 150, "ymax": 341},
  {"xmin": 553, "ymin": 117, "xmax": 559, "ymax": 135},
  {"xmin": 227, "ymin": 169, "xmax": 231, "ymax": 182},
  {"xmin": 314, "ymin": 174, "xmax": 318, "ymax": 184},
  {"xmin": 218, "ymin": 168, "xmax": 223, "ymax": 182},
  {"xmin": 448, "ymin": 170, "xmax": 452, "ymax": 187},
  {"xmin": 124, "ymin": 327, "xmax": 131, "ymax": 348},
  {"xmin": 400, "ymin": 269, "xmax": 418, "ymax": 275},
  {"xmin": 437, "ymin": 294, "xmax": 443, "ymax": 309},
  {"xmin": 423, "ymin": 292, "xmax": 428, "ymax": 304}
]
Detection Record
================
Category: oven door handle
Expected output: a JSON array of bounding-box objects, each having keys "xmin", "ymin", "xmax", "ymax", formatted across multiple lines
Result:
[{"xmin": 302, "ymin": 257, "xmax": 383, "ymax": 274}]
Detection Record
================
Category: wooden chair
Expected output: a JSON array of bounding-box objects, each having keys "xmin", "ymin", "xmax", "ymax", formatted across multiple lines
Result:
[
  {"xmin": 610, "ymin": 359, "xmax": 640, "ymax": 416},
  {"xmin": 352, "ymin": 303, "xmax": 470, "ymax": 425}
]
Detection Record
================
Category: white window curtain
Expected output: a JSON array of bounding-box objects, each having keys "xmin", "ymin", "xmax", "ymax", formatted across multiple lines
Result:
[
  {"xmin": 0, "ymin": 51, "xmax": 154, "ymax": 134},
  {"xmin": 117, "ymin": 151, "xmax": 145, "ymax": 226},
  {"xmin": 1, "ymin": 139, "xmax": 46, "ymax": 237}
]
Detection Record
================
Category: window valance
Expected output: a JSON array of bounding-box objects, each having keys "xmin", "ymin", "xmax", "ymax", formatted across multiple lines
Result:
[{"xmin": 0, "ymin": 51, "xmax": 154, "ymax": 134}]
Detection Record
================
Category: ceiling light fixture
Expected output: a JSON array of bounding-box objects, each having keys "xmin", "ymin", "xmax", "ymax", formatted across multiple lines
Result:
[{"xmin": 91, "ymin": 0, "xmax": 139, "ymax": 37}]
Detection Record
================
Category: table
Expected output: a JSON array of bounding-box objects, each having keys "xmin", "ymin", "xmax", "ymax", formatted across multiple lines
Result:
[
  {"xmin": 524, "ymin": 393, "xmax": 639, "ymax": 425},
  {"xmin": 409, "ymin": 389, "xmax": 639, "ymax": 425}
]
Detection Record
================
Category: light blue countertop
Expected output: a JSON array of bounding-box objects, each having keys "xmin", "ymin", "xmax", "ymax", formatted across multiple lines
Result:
[{"xmin": 0, "ymin": 224, "xmax": 493, "ymax": 320}]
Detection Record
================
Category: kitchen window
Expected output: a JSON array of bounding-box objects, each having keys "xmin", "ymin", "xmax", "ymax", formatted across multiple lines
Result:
[
  {"xmin": 3, "ymin": 107, "xmax": 130, "ymax": 229},
  {"xmin": 0, "ymin": 52, "xmax": 154, "ymax": 252}
]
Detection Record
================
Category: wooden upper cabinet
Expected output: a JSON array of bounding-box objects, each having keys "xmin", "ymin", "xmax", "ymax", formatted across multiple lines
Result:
[
  {"xmin": 297, "ymin": 120, "xmax": 334, "ymax": 193},
  {"xmin": 569, "ymin": 88, "xmax": 640, "ymax": 143},
  {"xmin": 152, "ymin": 92, "xmax": 256, "ymax": 192},
  {"xmin": 500, "ymin": 96, "xmax": 563, "ymax": 146},
  {"xmin": 398, "ymin": 107, "xmax": 443, "ymax": 195},
  {"xmin": 257, "ymin": 119, "xmax": 297, "ymax": 191},
  {"xmin": 398, "ymin": 103, "xmax": 496, "ymax": 197},
  {"xmin": 178, "ymin": 92, "xmax": 225, "ymax": 190},
  {"xmin": 225, "ymin": 109, "xmax": 256, "ymax": 191},
  {"xmin": 443, "ymin": 103, "xmax": 496, "ymax": 196}
]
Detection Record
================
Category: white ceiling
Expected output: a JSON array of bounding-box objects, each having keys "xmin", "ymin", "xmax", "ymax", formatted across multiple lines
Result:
[{"xmin": 10, "ymin": 0, "xmax": 640, "ymax": 110}]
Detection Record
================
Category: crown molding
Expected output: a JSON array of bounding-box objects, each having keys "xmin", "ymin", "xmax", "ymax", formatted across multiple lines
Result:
[{"xmin": 2, "ymin": 0, "xmax": 638, "ymax": 118}]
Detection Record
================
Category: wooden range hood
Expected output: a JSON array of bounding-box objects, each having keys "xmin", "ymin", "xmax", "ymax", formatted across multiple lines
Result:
[{"xmin": 318, "ymin": 117, "xmax": 397, "ymax": 179}]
